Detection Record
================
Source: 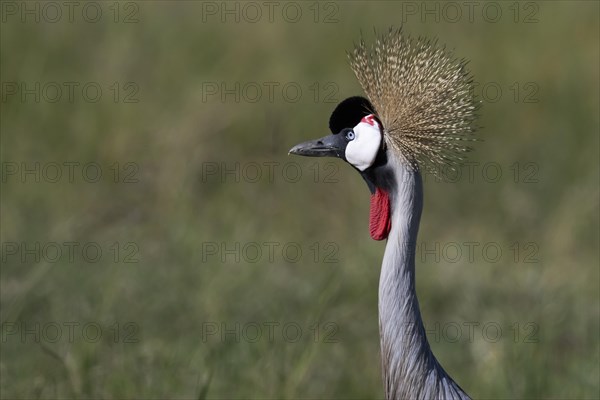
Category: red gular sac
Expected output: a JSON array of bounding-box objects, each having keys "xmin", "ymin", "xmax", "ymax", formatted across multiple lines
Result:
[{"xmin": 369, "ymin": 187, "xmax": 391, "ymax": 241}]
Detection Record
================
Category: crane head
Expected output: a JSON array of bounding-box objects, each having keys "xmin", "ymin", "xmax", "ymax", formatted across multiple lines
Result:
[
  {"xmin": 289, "ymin": 96, "xmax": 393, "ymax": 241},
  {"xmin": 288, "ymin": 96, "xmax": 384, "ymax": 173}
]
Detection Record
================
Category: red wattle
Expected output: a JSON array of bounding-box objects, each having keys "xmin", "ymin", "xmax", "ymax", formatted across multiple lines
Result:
[{"xmin": 369, "ymin": 188, "xmax": 391, "ymax": 241}]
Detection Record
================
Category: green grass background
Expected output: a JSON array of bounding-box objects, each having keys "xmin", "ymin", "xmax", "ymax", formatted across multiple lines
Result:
[{"xmin": 1, "ymin": 1, "xmax": 599, "ymax": 399}]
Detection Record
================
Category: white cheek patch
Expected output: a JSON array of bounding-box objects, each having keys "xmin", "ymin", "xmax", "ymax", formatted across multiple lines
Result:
[{"xmin": 345, "ymin": 115, "xmax": 382, "ymax": 171}]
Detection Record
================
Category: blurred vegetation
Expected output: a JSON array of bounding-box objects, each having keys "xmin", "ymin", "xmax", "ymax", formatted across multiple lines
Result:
[{"xmin": 1, "ymin": 1, "xmax": 598, "ymax": 399}]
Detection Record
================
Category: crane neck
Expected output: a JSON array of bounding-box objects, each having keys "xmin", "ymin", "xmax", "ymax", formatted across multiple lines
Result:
[{"xmin": 378, "ymin": 159, "xmax": 469, "ymax": 399}]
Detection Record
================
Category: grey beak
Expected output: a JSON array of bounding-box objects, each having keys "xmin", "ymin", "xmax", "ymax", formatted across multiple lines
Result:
[{"xmin": 288, "ymin": 133, "xmax": 346, "ymax": 159}]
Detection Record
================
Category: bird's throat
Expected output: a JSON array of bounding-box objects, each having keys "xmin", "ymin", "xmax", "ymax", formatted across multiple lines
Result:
[{"xmin": 369, "ymin": 187, "xmax": 391, "ymax": 241}]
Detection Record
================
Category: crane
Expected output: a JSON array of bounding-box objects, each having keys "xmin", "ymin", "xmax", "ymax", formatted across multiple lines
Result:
[{"xmin": 289, "ymin": 29, "xmax": 478, "ymax": 399}]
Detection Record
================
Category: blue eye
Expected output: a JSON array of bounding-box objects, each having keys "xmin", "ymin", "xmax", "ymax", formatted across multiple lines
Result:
[{"xmin": 346, "ymin": 130, "xmax": 355, "ymax": 141}]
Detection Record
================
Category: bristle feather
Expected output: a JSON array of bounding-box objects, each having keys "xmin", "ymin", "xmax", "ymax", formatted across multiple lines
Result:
[{"xmin": 347, "ymin": 29, "xmax": 479, "ymax": 174}]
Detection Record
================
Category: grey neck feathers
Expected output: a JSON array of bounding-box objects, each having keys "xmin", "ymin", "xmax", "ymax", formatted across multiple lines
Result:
[{"xmin": 379, "ymin": 158, "xmax": 469, "ymax": 400}]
